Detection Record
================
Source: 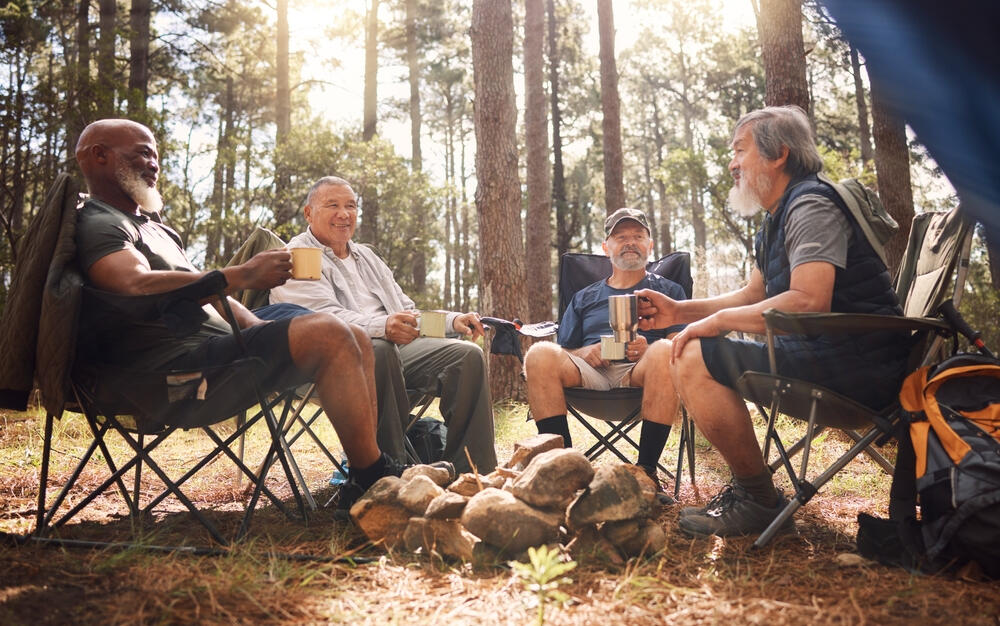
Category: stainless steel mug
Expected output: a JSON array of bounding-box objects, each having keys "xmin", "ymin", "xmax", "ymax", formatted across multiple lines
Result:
[{"xmin": 607, "ymin": 294, "xmax": 638, "ymax": 345}]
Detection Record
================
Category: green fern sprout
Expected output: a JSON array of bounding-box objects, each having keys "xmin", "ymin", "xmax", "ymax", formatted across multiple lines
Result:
[{"xmin": 509, "ymin": 545, "xmax": 578, "ymax": 626}]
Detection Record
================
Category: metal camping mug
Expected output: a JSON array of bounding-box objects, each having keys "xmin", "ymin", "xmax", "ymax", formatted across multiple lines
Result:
[{"xmin": 607, "ymin": 294, "xmax": 638, "ymax": 345}]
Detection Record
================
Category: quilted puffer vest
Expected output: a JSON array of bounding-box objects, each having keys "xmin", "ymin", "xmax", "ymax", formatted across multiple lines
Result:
[{"xmin": 752, "ymin": 174, "xmax": 907, "ymax": 406}]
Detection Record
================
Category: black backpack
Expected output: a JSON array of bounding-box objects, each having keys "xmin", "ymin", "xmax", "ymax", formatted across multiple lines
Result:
[{"xmin": 859, "ymin": 353, "xmax": 1000, "ymax": 577}]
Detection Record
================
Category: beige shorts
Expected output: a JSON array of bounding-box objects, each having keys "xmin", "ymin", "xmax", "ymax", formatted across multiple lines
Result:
[{"xmin": 565, "ymin": 352, "xmax": 637, "ymax": 391}]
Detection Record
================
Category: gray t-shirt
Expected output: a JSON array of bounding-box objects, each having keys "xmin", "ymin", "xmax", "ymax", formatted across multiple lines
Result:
[
  {"xmin": 784, "ymin": 193, "xmax": 852, "ymax": 271},
  {"xmin": 75, "ymin": 198, "xmax": 229, "ymax": 369}
]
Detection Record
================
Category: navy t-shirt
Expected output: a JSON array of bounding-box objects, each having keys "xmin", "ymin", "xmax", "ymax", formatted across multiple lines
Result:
[{"xmin": 557, "ymin": 274, "xmax": 687, "ymax": 349}]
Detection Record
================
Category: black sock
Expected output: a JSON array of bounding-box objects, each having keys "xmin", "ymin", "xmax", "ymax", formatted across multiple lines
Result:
[
  {"xmin": 536, "ymin": 414, "xmax": 572, "ymax": 447},
  {"xmin": 351, "ymin": 453, "xmax": 389, "ymax": 490},
  {"xmin": 735, "ymin": 469, "xmax": 779, "ymax": 507},
  {"xmin": 637, "ymin": 421, "xmax": 671, "ymax": 468}
]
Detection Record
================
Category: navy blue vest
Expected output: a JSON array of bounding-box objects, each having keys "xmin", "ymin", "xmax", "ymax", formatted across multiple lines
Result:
[{"xmin": 752, "ymin": 175, "xmax": 907, "ymax": 408}]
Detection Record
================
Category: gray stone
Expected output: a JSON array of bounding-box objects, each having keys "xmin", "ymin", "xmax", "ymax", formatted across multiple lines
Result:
[
  {"xmin": 447, "ymin": 473, "xmax": 485, "ymax": 497},
  {"xmin": 350, "ymin": 476, "xmax": 411, "ymax": 548},
  {"xmin": 418, "ymin": 518, "xmax": 481, "ymax": 561},
  {"xmin": 601, "ymin": 518, "xmax": 667, "ymax": 558},
  {"xmin": 566, "ymin": 525, "xmax": 625, "ymax": 566},
  {"xmin": 461, "ymin": 488, "xmax": 562, "ymax": 554},
  {"xmin": 398, "ymin": 475, "xmax": 445, "ymax": 515},
  {"xmin": 401, "ymin": 464, "xmax": 454, "ymax": 487},
  {"xmin": 566, "ymin": 464, "xmax": 650, "ymax": 529},
  {"xmin": 504, "ymin": 433, "xmax": 565, "ymax": 470},
  {"xmin": 403, "ymin": 517, "xmax": 427, "ymax": 552},
  {"xmin": 425, "ymin": 491, "xmax": 469, "ymax": 520},
  {"xmin": 509, "ymin": 448, "xmax": 595, "ymax": 509}
]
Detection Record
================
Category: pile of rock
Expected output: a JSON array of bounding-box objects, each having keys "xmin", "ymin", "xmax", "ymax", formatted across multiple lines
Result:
[{"xmin": 349, "ymin": 434, "xmax": 666, "ymax": 563}]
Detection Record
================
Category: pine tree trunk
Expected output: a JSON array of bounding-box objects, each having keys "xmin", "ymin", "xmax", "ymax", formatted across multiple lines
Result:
[
  {"xmin": 548, "ymin": 0, "xmax": 570, "ymax": 259},
  {"xmin": 405, "ymin": 0, "xmax": 426, "ymax": 294},
  {"xmin": 471, "ymin": 0, "xmax": 527, "ymax": 402},
  {"xmin": 597, "ymin": 0, "xmax": 625, "ymax": 213},
  {"xmin": 524, "ymin": 0, "xmax": 553, "ymax": 323},
  {"xmin": 850, "ymin": 44, "xmax": 874, "ymax": 165},
  {"xmin": 757, "ymin": 0, "xmax": 810, "ymax": 112},
  {"xmin": 363, "ymin": 0, "xmax": 379, "ymax": 142},
  {"xmin": 871, "ymin": 78, "xmax": 914, "ymax": 276},
  {"xmin": 96, "ymin": 0, "xmax": 116, "ymax": 118},
  {"xmin": 274, "ymin": 0, "xmax": 293, "ymax": 227},
  {"xmin": 128, "ymin": 0, "xmax": 151, "ymax": 116}
]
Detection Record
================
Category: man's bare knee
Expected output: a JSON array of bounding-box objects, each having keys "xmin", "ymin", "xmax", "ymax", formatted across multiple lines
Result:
[
  {"xmin": 524, "ymin": 342, "xmax": 563, "ymax": 379},
  {"xmin": 289, "ymin": 313, "xmax": 362, "ymax": 371}
]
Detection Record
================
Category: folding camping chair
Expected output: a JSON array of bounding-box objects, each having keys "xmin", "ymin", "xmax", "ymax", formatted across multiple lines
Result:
[
  {"xmin": 736, "ymin": 207, "xmax": 974, "ymax": 547},
  {"xmin": 557, "ymin": 251, "xmax": 697, "ymax": 497},
  {"xmin": 226, "ymin": 227, "xmax": 435, "ymax": 508},
  {"xmin": 27, "ymin": 179, "xmax": 310, "ymax": 546}
]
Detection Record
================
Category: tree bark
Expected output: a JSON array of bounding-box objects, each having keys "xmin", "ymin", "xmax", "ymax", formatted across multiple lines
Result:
[
  {"xmin": 757, "ymin": 0, "xmax": 810, "ymax": 112},
  {"xmin": 871, "ymin": 77, "xmax": 914, "ymax": 276},
  {"xmin": 524, "ymin": 0, "xmax": 553, "ymax": 323},
  {"xmin": 548, "ymin": 0, "xmax": 570, "ymax": 259},
  {"xmin": 128, "ymin": 0, "xmax": 151, "ymax": 116},
  {"xmin": 406, "ymin": 0, "xmax": 421, "ymax": 171},
  {"xmin": 363, "ymin": 0, "xmax": 379, "ymax": 141},
  {"xmin": 850, "ymin": 44, "xmax": 874, "ymax": 165},
  {"xmin": 597, "ymin": 0, "xmax": 625, "ymax": 213},
  {"xmin": 405, "ymin": 0, "xmax": 426, "ymax": 294},
  {"xmin": 274, "ymin": 0, "xmax": 293, "ymax": 227},
  {"xmin": 471, "ymin": 0, "xmax": 526, "ymax": 402},
  {"xmin": 96, "ymin": 0, "xmax": 116, "ymax": 118}
]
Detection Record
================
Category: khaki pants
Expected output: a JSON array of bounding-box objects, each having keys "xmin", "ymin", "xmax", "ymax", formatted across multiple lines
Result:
[{"xmin": 371, "ymin": 337, "xmax": 497, "ymax": 474}]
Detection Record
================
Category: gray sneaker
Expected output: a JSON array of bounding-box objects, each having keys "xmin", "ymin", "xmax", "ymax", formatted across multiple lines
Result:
[{"xmin": 677, "ymin": 483, "xmax": 793, "ymax": 538}]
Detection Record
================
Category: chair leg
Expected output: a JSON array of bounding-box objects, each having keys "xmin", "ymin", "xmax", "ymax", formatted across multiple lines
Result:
[
  {"xmin": 35, "ymin": 412, "xmax": 55, "ymax": 537},
  {"xmin": 754, "ymin": 423, "xmax": 888, "ymax": 548}
]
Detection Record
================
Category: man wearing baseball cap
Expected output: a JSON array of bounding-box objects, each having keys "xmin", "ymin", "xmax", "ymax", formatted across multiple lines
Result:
[{"xmin": 522, "ymin": 208, "xmax": 687, "ymax": 503}]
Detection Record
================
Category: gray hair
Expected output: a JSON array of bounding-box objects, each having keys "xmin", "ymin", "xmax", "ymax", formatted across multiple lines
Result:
[
  {"xmin": 734, "ymin": 105, "xmax": 823, "ymax": 179},
  {"xmin": 305, "ymin": 176, "xmax": 355, "ymax": 207}
]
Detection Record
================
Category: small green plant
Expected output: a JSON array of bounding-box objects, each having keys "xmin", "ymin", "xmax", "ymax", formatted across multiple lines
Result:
[{"xmin": 509, "ymin": 544, "xmax": 577, "ymax": 626}]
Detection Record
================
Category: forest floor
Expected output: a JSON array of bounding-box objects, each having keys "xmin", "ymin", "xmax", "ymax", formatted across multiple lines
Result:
[{"xmin": 1, "ymin": 400, "xmax": 997, "ymax": 625}]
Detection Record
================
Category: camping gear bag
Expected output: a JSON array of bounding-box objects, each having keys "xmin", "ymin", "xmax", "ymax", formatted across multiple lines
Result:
[
  {"xmin": 406, "ymin": 417, "xmax": 448, "ymax": 464},
  {"xmin": 896, "ymin": 352, "xmax": 1000, "ymax": 576},
  {"xmin": 817, "ymin": 173, "xmax": 899, "ymax": 267}
]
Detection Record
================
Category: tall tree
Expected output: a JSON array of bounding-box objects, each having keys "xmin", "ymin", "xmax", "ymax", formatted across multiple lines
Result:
[
  {"xmin": 128, "ymin": 0, "xmax": 151, "ymax": 116},
  {"xmin": 471, "ymin": 0, "xmax": 526, "ymax": 401},
  {"xmin": 597, "ymin": 0, "xmax": 625, "ymax": 213},
  {"xmin": 871, "ymin": 78, "xmax": 914, "ymax": 275},
  {"xmin": 405, "ymin": 0, "xmax": 422, "ymax": 171},
  {"xmin": 359, "ymin": 0, "xmax": 381, "ymax": 245},
  {"xmin": 363, "ymin": 0, "xmax": 379, "ymax": 141},
  {"xmin": 96, "ymin": 0, "xmax": 117, "ymax": 118},
  {"xmin": 524, "ymin": 0, "xmax": 553, "ymax": 322},
  {"xmin": 548, "ymin": 0, "xmax": 572, "ymax": 259},
  {"xmin": 756, "ymin": 0, "xmax": 810, "ymax": 112},
  {"xmin": 273, "ymin": 0, "xmax": 293, "ymax": 227},
  {"xmin": 849, "ymin": 44, "xmax": 874, "ymax": 165}
]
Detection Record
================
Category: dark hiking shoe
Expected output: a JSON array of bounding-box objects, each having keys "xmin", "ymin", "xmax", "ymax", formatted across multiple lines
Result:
[
  {"xmin": 637, "ymin": 463, "xmax": 675, "ymax": 506},
  {"xmin": 677, "ymin": 483, "xmax": 794, "ymax": 538},
  {"xmin": 332, "ymin": 458, "xmax": 456, "ymax": 521}
]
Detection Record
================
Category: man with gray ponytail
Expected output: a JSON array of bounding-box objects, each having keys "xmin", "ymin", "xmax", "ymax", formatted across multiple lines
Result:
[{"xmin": 635, "ymin": 105, "xmax": 907, "ymax": 537}]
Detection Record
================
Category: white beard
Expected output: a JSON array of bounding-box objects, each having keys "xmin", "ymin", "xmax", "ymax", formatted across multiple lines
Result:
[
  {"xmin": 116, "ymin": 163, "xmax": 163, "ymax": 214},
  {"xmin": 728, "ymin": 170, "xmax": 772, "ymax": 218},
  {"xmin": 610, "ymin": 247, "xmax": 647, "ymax": 271}
]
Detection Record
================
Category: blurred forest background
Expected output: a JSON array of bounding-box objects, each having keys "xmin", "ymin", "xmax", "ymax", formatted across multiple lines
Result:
[{"xmin": 2, "ymin": 0, "xmax": 997, "ymax": 400}]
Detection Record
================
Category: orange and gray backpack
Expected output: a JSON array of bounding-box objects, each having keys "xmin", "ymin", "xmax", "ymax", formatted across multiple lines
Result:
[{"xmin": 894, "ymin": 352, "xmax": 1000, "ymax": 577}]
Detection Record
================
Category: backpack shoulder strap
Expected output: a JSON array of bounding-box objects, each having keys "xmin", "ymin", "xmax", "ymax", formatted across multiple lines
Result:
[{"xmin": 816, "ymin": 172, "xmax": 891, "ymax": 267}]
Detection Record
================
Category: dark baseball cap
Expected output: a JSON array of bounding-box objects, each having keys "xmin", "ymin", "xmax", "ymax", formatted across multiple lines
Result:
[{"xmin": 604, "ymin": 208, "xmax": 650, "ymax": 237}]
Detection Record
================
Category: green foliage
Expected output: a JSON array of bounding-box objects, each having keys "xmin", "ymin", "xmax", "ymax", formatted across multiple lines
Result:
[{"xmin": 509, "ymin": 545, "xmax": 577, "ymax": 626}]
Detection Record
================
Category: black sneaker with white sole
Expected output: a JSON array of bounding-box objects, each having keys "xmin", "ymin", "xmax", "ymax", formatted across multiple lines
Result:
[
  {"xmin": 332, "ymin": 457, "xmax": 456, "ymax": 521},
  {"xmin": 677, "ymin": 483, "xmax": 794, "ymax": 538}
]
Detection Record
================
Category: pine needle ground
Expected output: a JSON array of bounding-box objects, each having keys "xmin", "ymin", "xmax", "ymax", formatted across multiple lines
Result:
[{"xmin": 1, "ymin": 403, "xmax": 997, "ymax": 625}]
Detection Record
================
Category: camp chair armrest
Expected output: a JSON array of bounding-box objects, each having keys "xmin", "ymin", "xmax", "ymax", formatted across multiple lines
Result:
[
  {"xmin": 83, "ymin": 271, "xmax": 230, "ymax": 337},
  {"xmin": 761, "ymin": 308, "xmax": 952, "ymax": 336}
]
